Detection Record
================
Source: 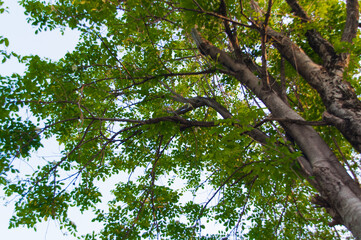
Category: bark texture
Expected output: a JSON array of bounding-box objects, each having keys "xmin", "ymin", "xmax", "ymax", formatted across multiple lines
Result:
[
  {"xmin": 191, "ymin": 27, "xmax": 361, "ymax": 239},
  {"xmin": 282, "ymin": 0, "xmax": 361, "ymax": 153}
]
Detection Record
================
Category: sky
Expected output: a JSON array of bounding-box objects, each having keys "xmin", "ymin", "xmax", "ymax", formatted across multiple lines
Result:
[
  {"xmin": 0, "ymin": 1, "xmax": 227, "ymax": 239},
  {"xmin": 0, "ymin": 1, "xmax": 84, "ymax": 239},
  {"xmin": 0, "ymin": 1, "xmax": 357, "ymax": 239}
]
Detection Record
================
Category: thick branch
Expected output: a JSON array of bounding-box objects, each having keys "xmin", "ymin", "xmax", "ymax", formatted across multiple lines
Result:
[
  {"xmin": 261, "ymin": 18, "xmax": 361, "ymax": 154},
  {"xmin": 219, "ymin": 0, "xmax": 241, "ymax": 54},
  {"xmin": 285, "ymin": 0, "xmax": 343, "ymax": 69},
  {"xmin": 342, "ymin": 0, "xmax": 359, "ymax": 43},
  {"xmin": 191, "ymin": 28, "xmax": 353, "ymax": 184},
  {"xmin": 285, "ymin": 0, "xmax": 359, "ymax": 74},
  {"xmin": 266, "ymin": 28, "xmax": 325, "ymax": 82},
  {"xmin": 191, "ymin": 28, "xmax": 361, "ymax": 237},
  {"xmin": 285, "ymin": 0, "xmax": 310, "ymax": 21},
  {"xmin": 191, "ymin": 28, "xmax": 321, "ymax": 182},
  {"xmin": 172, "ymin": 95, "xmax": 271, "ymax": 144},
  {"xmin": 178, "ymin": 97, "xmax": 315, "ymax": 181},
  {"xmin": 189, "ymin": 0, "xmax": 361, "ymax": 156},
  {"xmin": 272, "ymin": 26, "xmax": 361, "ymax": 153}
]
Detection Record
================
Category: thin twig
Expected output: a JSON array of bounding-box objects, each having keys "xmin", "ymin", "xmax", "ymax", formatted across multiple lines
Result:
[{"xmin": 331, "ymin": 135, "xmax": 359, "ymax": 184}]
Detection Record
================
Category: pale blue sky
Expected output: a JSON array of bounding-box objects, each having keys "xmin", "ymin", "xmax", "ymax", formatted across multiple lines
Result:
[
  {"xmin": 0, "ymin": 1, "xmax": 80, "ymax": 74},
  {"xmin": 0, "ymin": 1, "xmax": 225, "ymax": 239},
  {"xmin": 0, "ymin": 1, "xmax": 83, "ymax": 239}
]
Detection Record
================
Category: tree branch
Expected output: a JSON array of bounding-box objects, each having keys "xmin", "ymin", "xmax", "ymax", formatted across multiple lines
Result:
[
  {"xmin": 175, "ymin": 5, "xmax": 252, "ymax": 28},
  {"xmin": 85, "ymin": 116, "xmax": 215, "ymax": 128},
  {"xmin": 191, "ymin": 28, "xmax": 361, "ymax": 201},
  {"xmin": 261, "ymin": 5, "xmax": 361, "ymax": 154},
  {"xmin": 217, "ymin": 0, "xmax": 288, "ymax": 104},
  {"xmin": 254, "ymin": 117, "xmax": 328, "ymax": 127},
  {"xmin": 266, "ymin": 27, "xmax": 324, "ymax": 84},
  {"xmin": 285, "ymin": 0, "xmax": 339, "ymax": 69},
  {"xmin": 342, "ymin": 0, "xmax": 359, "ymax": 43},
  {"xmin": 219, "ymin": 0, "xmax": 241, "ymax": 55}
]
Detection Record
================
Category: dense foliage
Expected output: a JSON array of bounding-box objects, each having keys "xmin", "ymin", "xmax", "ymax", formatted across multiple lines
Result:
[{"xmin": 1, "ymin": 0, "xmax": 361, "ymax": 239}]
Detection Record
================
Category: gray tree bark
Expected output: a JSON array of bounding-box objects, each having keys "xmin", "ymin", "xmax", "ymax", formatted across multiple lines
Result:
[{"xmin": 191, "ymin": 24, "xmax": 361, "ymax": 238}]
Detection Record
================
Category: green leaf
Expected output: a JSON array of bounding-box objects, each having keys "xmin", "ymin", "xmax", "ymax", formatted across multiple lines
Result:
[{"xmin": 2, "ymin": 0, "xmax": 360, "ymax": 239}]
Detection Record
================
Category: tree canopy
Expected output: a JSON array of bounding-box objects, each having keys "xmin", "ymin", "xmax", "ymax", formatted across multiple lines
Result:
[{"xmin": 1, "ymin": 0, "xmax": 361, "ymax": 239}]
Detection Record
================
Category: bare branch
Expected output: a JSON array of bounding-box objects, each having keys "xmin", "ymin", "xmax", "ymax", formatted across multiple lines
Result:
[
  {"xmin": 118, "ymin": 68, "xmax": 220, "ymax": 91},
  {"xmin": 342, "ymin": 0, "xmax": 359, "ymax": 43},
  {"xmin": 285, "ymin": 0, "xmax": 338, "ymax": 68},
  {"xmin": 259, "ymin": 8, "xmax": 361, "ymax": 154},
  {"xmin": 85, "ymin": 115, "xmax": 216, "ymax": 128},
  {"xmin": 198, "ymin": 167, "xmax": 257, "ymax": 219},
  {"xmin": 175, "ymin": 6, "xmax": 253, "ymax": 28},
  {"xmin": 264, "ymin": 0, "xmax": 273, "ymax": 27},
  {"xmin": 264, "ymin": 27, "xmax": 338, "ymax": 91},
  {"xmin": 191, "ymin": 28, "xmax": 361, "ymax": 200},
  {"xmin": 216, "ymin": 0, "xmax": 288, "ymax": 104},
  {"xmin": 285, "ymin": 0, "xmax": 310, "ymax": 21},
  {"xmin": 253, "ymin": 117, "xmax": 328, "ymax": 128},
  {"xmin": 219, "ymin": 0, "xmax": 241, "ymax": 54},
  {"xmin": 331, "ymin": 136, "xmax": 360, "ymax": 184},
  {"xmin": 192, "ymin": 0, "xmax": 204, "ymax": 11}
]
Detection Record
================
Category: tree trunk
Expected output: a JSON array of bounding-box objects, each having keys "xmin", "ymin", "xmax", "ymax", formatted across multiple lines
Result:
[{"xmin": 191, "ymin": 28, "xmax": 361, "ymax": 239}]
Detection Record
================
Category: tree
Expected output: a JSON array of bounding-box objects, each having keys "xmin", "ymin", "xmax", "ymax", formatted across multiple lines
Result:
[{"xmin": 1, "ymin": 0, "xmax": 361, "ymax": 239}]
